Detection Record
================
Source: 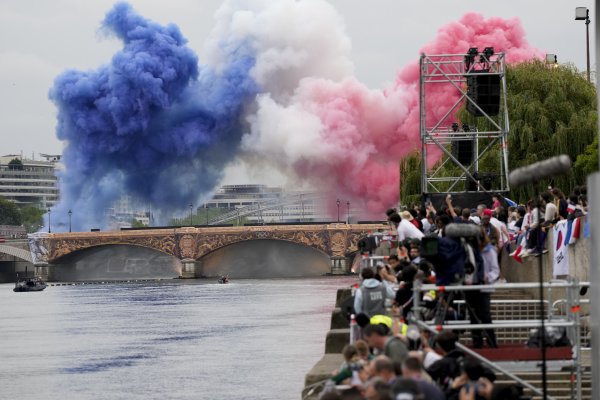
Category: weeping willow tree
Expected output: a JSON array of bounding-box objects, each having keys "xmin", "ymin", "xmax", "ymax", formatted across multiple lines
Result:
[
  {"xmin": 400, "ymin": 61, "xmax": 597, "ymax": 204},
  {"xmin": 399, "ymin": 151, "xmax": 422, "ymax": 206}
]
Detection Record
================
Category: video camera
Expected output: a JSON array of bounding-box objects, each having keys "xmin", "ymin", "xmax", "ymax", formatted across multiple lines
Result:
[{"xmin": 419, "ymin": 223, "xmax": 483, "ymax": 286}]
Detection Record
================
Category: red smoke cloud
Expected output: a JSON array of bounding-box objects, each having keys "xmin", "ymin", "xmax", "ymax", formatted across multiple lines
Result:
[{"xmin": 295, "ymin": 13, "xmax": 544, "ymax": 216}]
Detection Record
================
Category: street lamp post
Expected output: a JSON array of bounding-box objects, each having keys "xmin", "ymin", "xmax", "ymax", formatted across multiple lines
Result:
[
  {"xmin": 205, "ymin": 204, "xmax": 208, "ymax": 225},
  {"xmin": 189, "ymin": 204, "xmax": 193, "ymax": 226},
  {"xmin": 346, "ymin": 201, "xmax": 350, "ymax": 224},
  {"xmin": 47, "ymin": 208, "xmax": 51, "ymax": 233},
  {"xmin": 575, "ymin": 7, "xmax": 591, "ymax": 82},
  {"xmin": 336, "ymin": 199, "xmax": 340, "ymax": 222},
  {"xmin": 68, "ymin": 209, "xmax": 72, "ymax": 232},
  {"xmin": 300, "ymin": 194, "xmax": 305, "ymax": 222}
]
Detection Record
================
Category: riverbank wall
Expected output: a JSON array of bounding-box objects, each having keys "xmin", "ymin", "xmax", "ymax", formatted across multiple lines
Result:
[{"xmin": 302, "ymin": 286, "xmax": 353, "ymax": 399}]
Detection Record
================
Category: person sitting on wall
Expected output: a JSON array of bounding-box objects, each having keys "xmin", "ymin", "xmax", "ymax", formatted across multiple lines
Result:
[{"xmin": 363, "ymin": 323, "xmax": 409, "ymax": 365}]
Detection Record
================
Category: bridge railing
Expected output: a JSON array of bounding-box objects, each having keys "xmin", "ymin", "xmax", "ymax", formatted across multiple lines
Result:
[{"xmin": 411, "ymin": 279, "xmax": 588, "ymax": 400}]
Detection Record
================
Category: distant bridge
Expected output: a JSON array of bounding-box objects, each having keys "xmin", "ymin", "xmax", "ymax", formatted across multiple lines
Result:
[
  {"xmin": 27, "ymin": 223, "xmax": 386, "ymax": 280},
  {"xmin": 206, "ymin": 192, "xmax": 324, "ymax": 225}
]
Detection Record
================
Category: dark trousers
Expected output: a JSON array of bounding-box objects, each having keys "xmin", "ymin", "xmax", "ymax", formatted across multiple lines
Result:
[{"xmin": 464, "ymin": 290, "xmax": 497, "ymax": 348}]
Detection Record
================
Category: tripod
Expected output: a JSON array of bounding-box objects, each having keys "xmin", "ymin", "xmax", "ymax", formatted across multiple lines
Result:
[{"xmin": 432, "ymin": 288, "xmax": 497, "ymax": 348}]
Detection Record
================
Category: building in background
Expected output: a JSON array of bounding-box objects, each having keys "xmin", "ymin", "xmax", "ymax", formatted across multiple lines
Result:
[
  {"xmin": 104, "ymin": 195, "xmax": 152, "ymax": 229},
  {"xmin": 0, "ymin": 154, "xmax": 60, "ymax": 209},
  {"xmin": 202, "ymin": 184, "xmax": 328, "ymax": 224}
]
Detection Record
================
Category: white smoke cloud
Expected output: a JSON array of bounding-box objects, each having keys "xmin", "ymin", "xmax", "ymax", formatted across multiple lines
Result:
[{"xmin": 204, "ymin": 0, "xmax": 353, "ymax": 99}]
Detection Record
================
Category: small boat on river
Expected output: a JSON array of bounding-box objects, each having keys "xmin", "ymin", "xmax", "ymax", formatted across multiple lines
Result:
[
  {"xmin": 13, "ymin": 271, "xmax": 47, "ymax": 292},
  {"xmin": 217, "ymin": 275, "xmax": 229, "ymax": 284}
]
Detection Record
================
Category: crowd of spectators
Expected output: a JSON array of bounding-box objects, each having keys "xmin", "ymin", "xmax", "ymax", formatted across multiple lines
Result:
[{"xmin": 316, "ymin": 186, "xmax": 588, "ymax": 400}]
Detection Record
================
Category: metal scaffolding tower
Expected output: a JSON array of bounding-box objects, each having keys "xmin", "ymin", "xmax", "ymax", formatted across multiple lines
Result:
[{"xmin": 419, "ymin": 50, "xmax": 510, "ymax": 198}]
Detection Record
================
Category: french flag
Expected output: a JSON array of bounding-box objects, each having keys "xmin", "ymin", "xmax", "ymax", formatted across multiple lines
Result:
[
  {"xmin": 512, "ymin": 244, "xmax": 524, "ymax": 263},
  {"xmin": 504, "ymin": 197, "xmax": 517, "ymax": 208},
  {"xmin": 565, "ymin": 217, "xmax": 582, "ymax": 245}
]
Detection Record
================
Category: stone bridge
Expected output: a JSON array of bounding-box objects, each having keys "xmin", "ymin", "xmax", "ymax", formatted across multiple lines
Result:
[{"xmin": 27, "ymin": 223, "xmax": 386, "ymax": 279}]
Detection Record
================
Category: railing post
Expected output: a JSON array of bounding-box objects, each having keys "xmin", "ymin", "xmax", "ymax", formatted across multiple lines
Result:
[{"xmin": 573, "ymin": 278, "xmax": 583, "ymax": 400}]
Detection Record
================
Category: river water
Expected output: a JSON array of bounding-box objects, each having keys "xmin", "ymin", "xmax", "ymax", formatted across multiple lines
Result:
[{"xmin": 0, "ymin": 277, "xmax": 355, "ymax": 400}]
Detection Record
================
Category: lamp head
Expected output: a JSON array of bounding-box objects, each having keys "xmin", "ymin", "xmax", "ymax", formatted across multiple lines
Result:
[{"xmin": 575, "ymin": 7, "xmax": 588, "ymax": 20}]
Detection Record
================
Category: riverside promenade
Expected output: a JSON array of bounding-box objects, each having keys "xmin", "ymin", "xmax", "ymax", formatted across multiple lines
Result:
[{"xmin": 302, "ymin": 219, "xmax": 592, "ymax": 399}]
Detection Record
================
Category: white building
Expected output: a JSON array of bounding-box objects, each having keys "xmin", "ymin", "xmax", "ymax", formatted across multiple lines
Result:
[
  {"xmin": 0, "ymin": 154, "xmax": 60, "ymax": 209},
  {"xmin": 203, "ymin": 184, "xmax": 328, "ymax": 224}
]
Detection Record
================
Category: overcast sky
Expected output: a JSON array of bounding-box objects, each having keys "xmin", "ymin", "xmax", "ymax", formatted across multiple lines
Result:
[{"xmin": 0, "ymin": 0, "xmax": 595, "ymax": 184}]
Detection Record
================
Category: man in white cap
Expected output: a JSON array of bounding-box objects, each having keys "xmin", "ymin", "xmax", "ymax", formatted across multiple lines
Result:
[{"xmin": 389, "ymin": 212, "xmax": 424, "ymax": 242}]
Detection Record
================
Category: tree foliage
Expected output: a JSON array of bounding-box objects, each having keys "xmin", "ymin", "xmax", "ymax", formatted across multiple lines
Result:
[
  {"xmin": 130, "ymin": 218, "xmax": 148, "ymax": 228},
  {"xmin": 20, "ymin": 206, "xmax": 44, "ymax": 233},
  {"xmin": 0, "ymin": 197, "xmax": 22, "ymax": 225},
  {"xmin": 400, "ymin": 61, "xmax": 597, "ymax": 204},
  {"xmin": 399, "ymin": 151, "xmax": 423, "ymax": 206},
  {"xmin": 7, "ymin": 158, "xmax": 23, "ymax": 170}
]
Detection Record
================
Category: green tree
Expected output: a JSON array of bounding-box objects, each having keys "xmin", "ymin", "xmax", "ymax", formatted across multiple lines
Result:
[
  {"xmin": 20, "ymin": 205, "xmax": 44, "ymax": 233},
  {"xmin": 399, "ymin": 151, "xmax": 422, "ymax": 206},
  {"xmin": 130, "ymin": 218, "xmax": 147, "ymax": 228},
  {"xmin": 7, "ymin": 158, "xmax": 23, "ymax": 170},
  {"xmin": 0, "ymin": 197, "xmax": 22, "ymax": 225},
  {"xmin": 574, "ymin": 136, "xmax": 599, "ymax": 177}
]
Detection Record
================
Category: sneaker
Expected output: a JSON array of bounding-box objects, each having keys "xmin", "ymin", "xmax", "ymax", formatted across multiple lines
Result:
[
  {"xmin": 497, "ymin": 277, "xmax": 507, "ymax": 284},
  {"xmin": 530, "ymin": 250, "xmax": 541, "ymax": 257},
  {"xmin": 542, "ymin": 249, "xmax": 549, "ymax": 254},
  {"xmin": 509, "ymin": 250, "xmax": 517, "ymax": 257},
  {"xmin": 520, "ymin": 249, "xmax": 531, "ymax": 258}
]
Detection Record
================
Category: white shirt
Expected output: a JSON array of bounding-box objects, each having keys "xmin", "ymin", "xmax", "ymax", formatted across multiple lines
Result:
[
  {"xmin": 490, "ymin": 217, "xmax": 509, "ymax": 245},
  {"xmin": 545, "ymin": 202, "xmax": 557, "ymax": 222},
  {"xmin": 421, "ymin": 217, "xmax": 432, "ymax": 234},
  {"xmin": 396, "ymin": 219, "xmax": 424, "ymax": 241}
]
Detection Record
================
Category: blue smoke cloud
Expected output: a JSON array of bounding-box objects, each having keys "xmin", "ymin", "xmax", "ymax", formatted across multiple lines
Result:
[{"xmin": 47, "ymin": 2, "xmax": 258, "ymax": 231}]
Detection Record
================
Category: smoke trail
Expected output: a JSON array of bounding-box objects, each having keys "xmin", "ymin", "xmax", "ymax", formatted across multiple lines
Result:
[
  {"xmin": 48, "ymin": 1, "xmax": 545, "ymax": 229},
  {"xmin": 242, "ymin": 12, "xmax": 545, "ymax": 216},
  {"xmin": 48, "ymin": 2, "xmax": 257, "ymax": 230}
]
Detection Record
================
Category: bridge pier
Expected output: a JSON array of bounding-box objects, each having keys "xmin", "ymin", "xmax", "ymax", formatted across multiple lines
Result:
[
  {"xmin": 180, "ymin": 259, "xmax": 203, "ymax": 279},
  {"xmin": 35, "ymin": 264, "xmax": 51, "ymax": 281},
  {"xmin": 329, "ymin": 257, "xmax": 350, "ymax": 275}
]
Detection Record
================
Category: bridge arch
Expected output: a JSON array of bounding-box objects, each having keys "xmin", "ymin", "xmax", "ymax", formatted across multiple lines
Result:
[
  {"xmin": 51, "ymin": 242, "xmax": 178, "ymax": 264},
  {"xmin": 0, "ymin": 244, "xmax": 33, "ymax": 263},
  {"xmin": 195, "ymin": 236, "xmax": 331, "ymax": 260},
  {"xmin": 49, "ymin": 244, "xmax": 182, "ymax": 281},
  {"xmin": 197, "ymin": 239, "xmax": 332, "ymax": 278}
]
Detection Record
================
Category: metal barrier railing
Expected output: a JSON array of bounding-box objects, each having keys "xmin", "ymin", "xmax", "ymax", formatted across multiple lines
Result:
[
  {"xmin": 411, "ymin": 279, "xmax": 588, "ymax": 400},
  {"xmin": 453, "ymin": 299, "xmax": 550, "ymax": 322}
]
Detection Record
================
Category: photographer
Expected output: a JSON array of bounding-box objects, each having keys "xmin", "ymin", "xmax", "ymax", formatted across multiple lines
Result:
[{"xmin": 420, "ymin": 223, "xmax": 496, "ymax": 348}]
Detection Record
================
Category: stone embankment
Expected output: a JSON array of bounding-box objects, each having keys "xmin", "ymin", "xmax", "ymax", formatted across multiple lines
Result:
[{"xmin": 302, "ymin": 286, "xmax": 352, "ymax": 400}]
